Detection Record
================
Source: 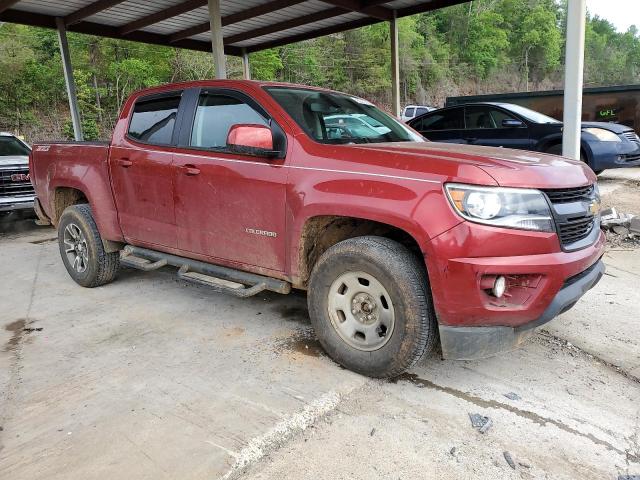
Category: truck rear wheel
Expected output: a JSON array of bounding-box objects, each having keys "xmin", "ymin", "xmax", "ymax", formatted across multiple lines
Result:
[
  {"xmin": 307, "ymin": 236, "xmax": 437, "ymax": 378},
  {"xmin": 58, "ymin": 204, "xmax": 119, "ymax": 288}
]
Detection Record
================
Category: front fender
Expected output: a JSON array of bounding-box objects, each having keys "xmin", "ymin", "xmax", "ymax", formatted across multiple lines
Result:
[{"xmin": 286, "ymin": 177, "xmax": 464, "ymax": 281}]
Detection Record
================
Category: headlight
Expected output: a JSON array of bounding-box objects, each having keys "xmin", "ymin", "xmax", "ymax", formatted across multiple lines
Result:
[
  {"xmin": 445, "ymin": 183, "xmax": 554, "ymax": 232},
  {"xmin": 583, "ymin": 128, "xmax": 621, "ymax": 142}
]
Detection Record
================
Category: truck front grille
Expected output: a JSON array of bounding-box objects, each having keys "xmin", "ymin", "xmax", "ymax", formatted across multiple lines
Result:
[
  {"xmin": 557, "ymin": 215, "xmax": 595, "ymax": 245},
  {"xmin": 543, "ymin": 185, "xmax": 593, "ymax": 203},
  {"xmin": 0, "ymin": 166, "xmax": 34, "ymax": 197},
  {"xmin": 542, "ymin": 185, "xmax": 597, "ymax": 249}
]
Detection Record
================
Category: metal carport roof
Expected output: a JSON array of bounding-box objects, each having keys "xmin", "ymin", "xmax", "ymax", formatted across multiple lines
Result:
[
  {"xmin": 0, "ymin": 0, "xmax": 588, "ymax": 163},
  {"xmin": 0, "ymin": 0, "xmax": 465, "ymax": 55}
]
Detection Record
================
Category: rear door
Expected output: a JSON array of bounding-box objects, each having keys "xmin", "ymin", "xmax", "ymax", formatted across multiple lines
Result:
[
  {"xmin": 411, "ymin": 107, "xmax": 465, "ymax": 143},
  {"xmin": 463, "ymin": 106, "xmax": 532, "ymax": 150},
  {"xmin": 172, "ymin": 88, "xmax": 288, "ymax": 273},
  {"xmin": 109, "ymin": 91, "xmax": 182, "ymax": 247}
]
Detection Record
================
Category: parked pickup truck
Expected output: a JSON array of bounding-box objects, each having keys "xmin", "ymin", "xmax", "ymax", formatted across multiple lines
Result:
[
  {"xmin": 30, "ymin": 80, "xmax": 606, "ymax": 378},
  {"xmin": 1, "ymin": 132, "xmax": 34, "ymax": 215}
]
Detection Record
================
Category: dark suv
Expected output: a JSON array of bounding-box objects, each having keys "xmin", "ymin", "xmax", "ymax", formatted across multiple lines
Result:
[{"xmin": 408, "ymin": 102, "xmax": 640, "ymax": 174}]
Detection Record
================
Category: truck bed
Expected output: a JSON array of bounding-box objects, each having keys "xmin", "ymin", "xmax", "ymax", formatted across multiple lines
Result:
[{"xmin": 30, "ymin": 140, "xmax": 123, "ymax": 240}]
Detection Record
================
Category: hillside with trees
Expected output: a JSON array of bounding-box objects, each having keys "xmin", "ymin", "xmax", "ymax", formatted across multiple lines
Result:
[{"xmin": 1, "ymin": 0, "xmax": 639, "ymax": 141}]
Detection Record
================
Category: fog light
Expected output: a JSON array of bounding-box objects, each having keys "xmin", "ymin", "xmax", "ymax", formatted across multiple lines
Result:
[{"xmin": 493, "ymin": 276, "xmax": 506, "ymax": 298}]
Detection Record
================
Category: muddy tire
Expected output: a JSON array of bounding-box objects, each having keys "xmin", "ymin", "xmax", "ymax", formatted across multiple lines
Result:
[
  {"xmin": 307, "ymin": 236, "xmax": 437, "ymax": 378},
  {"xmin": 58, "ymin": 204, "xmax": 119, "ymax": 288}
]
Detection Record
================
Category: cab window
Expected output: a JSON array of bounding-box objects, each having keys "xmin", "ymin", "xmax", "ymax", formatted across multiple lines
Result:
[
  {"xmin": 128, "ymin": 94, "xmax": 181, "ymax": 145},
  {"xmin": 190, "ymin": 93, "xmax": 269, "ymax": 149}
]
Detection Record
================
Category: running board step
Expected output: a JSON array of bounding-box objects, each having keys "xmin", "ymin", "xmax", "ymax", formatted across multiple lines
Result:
[
  {"xmin": 120, "ymin": 252, "xmax": 167, "ymax": 271},
  {"xmin": 121, "ymin": 245, "xmax": 290, "ymax": 297},
  {"xmin": 177, "ymin": 265, "xmax": 268, "ymax": 298}
]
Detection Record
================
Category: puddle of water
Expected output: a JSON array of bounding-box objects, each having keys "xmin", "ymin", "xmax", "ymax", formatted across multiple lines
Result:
[
  {"xmin": 4, "ymin": 319, "xmax": 26, "ymax": 352},
  {"xmin": 3, "ymin": 319, "xmax": 42, "ymax": 352}
]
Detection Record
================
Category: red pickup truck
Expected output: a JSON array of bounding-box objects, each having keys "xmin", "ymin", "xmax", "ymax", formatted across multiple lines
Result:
[{"xmin": 30, "ymin": 80, "xmax": 605, "ymax": 378}]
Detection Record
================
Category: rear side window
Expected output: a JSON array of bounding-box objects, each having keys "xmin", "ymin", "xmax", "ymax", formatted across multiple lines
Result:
[
  {"xmin": 404, "ymin": 107, "xmax": 415, "ymax": 118},
  {"xmin": 415, "ymin": 107, "xmax": 430, "ymax": 116},
  {"xmin": 414, "ymin": 109, "xmax": 463, "ymax": 131},
  {"xmin": 190, "ymin": 93, "xmax": 268, "ymax": 149},
  {"xmin": 128, "ymin": 95, "xmax": 181, "ymax": 145}
]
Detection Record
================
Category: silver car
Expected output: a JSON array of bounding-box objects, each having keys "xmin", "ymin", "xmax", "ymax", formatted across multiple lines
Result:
[{"xmin": 0, "ymin": 132, "xmax": 34, "ymax": 214}]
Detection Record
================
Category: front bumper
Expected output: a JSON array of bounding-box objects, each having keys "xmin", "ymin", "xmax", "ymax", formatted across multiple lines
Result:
[
  {"xmin": 438, "ymin": 258, "xmax": 605, "ymax": 360},
  {"xmin": 425, "ymin": 216, "xmax": 606, "ymax": 360},
  {"xmin": 0, "ymin": 194, "xmax": 34, "ymax": 212},
  {"xmin": 587, "ymin": 139, "xmax": 640, "ymax": 171}
]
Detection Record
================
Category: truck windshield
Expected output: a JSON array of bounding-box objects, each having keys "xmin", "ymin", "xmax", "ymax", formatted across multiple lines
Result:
[
  {"xmin": 265, "ymin": 86, "xmax": 424, "ymax": 144},
  {"xmin": 0, "ymin": 136, "xmax": 30, "ymax": 156}
]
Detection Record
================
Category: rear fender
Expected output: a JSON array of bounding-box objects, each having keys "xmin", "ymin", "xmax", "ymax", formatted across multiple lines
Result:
[{"xmin": 48, "ymin": 176, "xmax": 123, "ymax": 243}]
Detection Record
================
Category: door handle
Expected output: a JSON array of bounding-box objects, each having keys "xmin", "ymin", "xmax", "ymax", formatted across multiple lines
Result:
[
  {"xmin": 181, "ymin": 164, "xmax": 200, "ymax": 176},
  {"xmin": 116, "ymin": 158, "xmax": 132, "ymax": 168},
  {"xmin": 463, "ymin": 137, "xmax": 477, "ymax": 143}
]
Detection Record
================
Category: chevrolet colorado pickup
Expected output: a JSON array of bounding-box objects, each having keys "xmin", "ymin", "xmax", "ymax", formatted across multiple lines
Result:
[{"xmin": 30, "ymin": 80, "xmax": 605, "ymax": 378}]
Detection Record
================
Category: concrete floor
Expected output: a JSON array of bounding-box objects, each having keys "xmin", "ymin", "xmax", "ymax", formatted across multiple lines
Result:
[{"xmin": 1, "ymin": 174, "xmax": 639, "ymax": 479}]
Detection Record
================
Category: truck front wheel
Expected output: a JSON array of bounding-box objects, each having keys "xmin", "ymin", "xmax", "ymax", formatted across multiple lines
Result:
[
  {"xmin": 307, "ymin": 236, "xmax": 437, "ymax": 378},
  {"xmin": 58, "ymin": 204, "xmax": 119, "ymax": 288}
]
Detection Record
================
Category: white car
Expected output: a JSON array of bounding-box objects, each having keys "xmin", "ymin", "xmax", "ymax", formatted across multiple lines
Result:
[
  {"xmin": 0, "ymin": 132, "xmax": 34, "ymax": 214},
  {"xmin": 401, "ymin": 105, "xmax": 436, "ymax": 123}
]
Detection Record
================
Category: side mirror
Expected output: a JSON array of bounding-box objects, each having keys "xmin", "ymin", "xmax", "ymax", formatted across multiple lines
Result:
[
  {"xmin": 226, "ymin": 124, "xmax": 279, "ymax": 158},
  {"xmin": 502, "ymin": 119, "xmax": 524, "ymax": 128}
]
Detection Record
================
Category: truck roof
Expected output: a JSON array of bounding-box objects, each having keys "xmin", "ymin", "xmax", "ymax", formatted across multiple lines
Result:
[{"xmin": 126, "ymin": 79, "xmax": 353, "ymax": 100}]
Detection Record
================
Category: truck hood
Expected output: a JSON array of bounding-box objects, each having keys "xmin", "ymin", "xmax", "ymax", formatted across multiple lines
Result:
[
  {"xmin": 347, "ymin": 142, "xmax": 596, "ymax": 189},
  {"xmin": 0, "ymin": 155, "xmax": 29, "ymax": 167}
]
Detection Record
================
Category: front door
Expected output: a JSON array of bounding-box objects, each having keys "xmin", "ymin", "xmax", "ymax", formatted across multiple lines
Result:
[
  {"xmin": 172, "ymin": 90, "xmax": 288, "ymax": 273},
  {"xmin": 463, "ymin": 106, "xmax": 533, "ymax": 150},
  {"xmin": 109, "ymin": 91, "xmax": 181, "ymax": 247}
]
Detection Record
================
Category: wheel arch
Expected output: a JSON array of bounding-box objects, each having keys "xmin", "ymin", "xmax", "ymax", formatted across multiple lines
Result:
[
  {"xmin": 48, "ymin": 174, "xmax": 124, "ymax": 245},
  {"xmin": 293, "ymin": 214, "xmax": 426, "ymax": 288},
  {"xmin": 51, "ymin": 186, "xmax": 88, "ymax": 225},
  {"xmin": 51, "ymin": 184, "xmax": 123, "ymax": 253}
]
